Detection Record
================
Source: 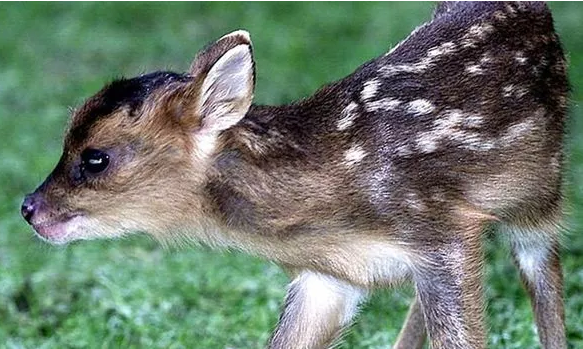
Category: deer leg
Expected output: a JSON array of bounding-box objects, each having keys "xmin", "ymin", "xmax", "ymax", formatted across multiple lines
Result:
[
  {"xmin": 507, "ymin": 223, "xmax": 566, "ymax": 349},
  {"xmin": 268, "ymin": 270, "xmax": 367, "ymax": 349},
  {"xmin": 393, "ymin": 295, "xmax": 426, "ymax": 349},
  {"xmin": 413, "ymin": 230, "xmax": 486, "ymax": 349}
]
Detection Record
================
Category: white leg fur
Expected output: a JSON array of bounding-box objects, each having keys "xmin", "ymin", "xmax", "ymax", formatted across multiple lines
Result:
[
  {"xmin": 501, "ymin": 221, "xmax": 567, "ymax": 348},
  {"xmin": 268, "ymin": 271, "xmax": 367, "ymax": 349},
  {"xmin": 502, "ymin": 223, "xmax": 557, "ymax": 283}
]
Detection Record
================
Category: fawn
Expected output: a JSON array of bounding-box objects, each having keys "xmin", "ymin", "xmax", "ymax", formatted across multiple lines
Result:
[{"xmin": 22, "ymin": 2, "xmax": 569, "ymax": 348}]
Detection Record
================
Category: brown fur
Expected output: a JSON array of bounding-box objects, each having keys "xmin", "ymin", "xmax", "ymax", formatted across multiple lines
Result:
[{"xmin": 22, "ymin": 2, "xmax": 569, "ymax": 348}]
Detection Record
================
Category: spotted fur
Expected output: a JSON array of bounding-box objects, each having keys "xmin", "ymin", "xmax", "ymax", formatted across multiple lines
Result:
[{"xmin": 23, "ymin": 2, "xmax": 569, "ymax": 349}]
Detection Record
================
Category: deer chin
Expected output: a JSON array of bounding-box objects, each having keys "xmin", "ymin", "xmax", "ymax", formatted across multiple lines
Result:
[{"xmin": 32, "ymin": 215, "xmax": 91, "ymax": 245}]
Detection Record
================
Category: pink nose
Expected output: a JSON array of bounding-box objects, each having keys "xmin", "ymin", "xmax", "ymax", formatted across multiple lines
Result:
[{"xmin": 21, "ymin": 194, "xmax": 38, "ymax": 224}]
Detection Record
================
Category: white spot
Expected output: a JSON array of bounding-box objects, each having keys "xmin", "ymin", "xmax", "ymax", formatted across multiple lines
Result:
[
  {"xmin": 290, "ymin": 271, "xmax": 367, "ymax": 327},
  {"xmin": 416, "ymin": 109, "xmax": 492, "ymax": 153},
  {"xmin": 503, "ymin": 84, "xmax": 528, "ymax": 98},
  {"xmin": 381, "ymin": 43, "xmax": 454, "ymax": 77},
  {"xmin": 416, "ymin": 110, "xmax": 461, "ymax": 153},
  {"xmin": 451, "ymin": 131, "xmax": 495, "ymax": 151},
  {"xmin": 493, "ymin": 10, "xmax": 507, "ymax": 21},
  {"xmin": 466, "ymin": 63, "xmax": 484, "ymax": 75},
  {"xmin": 337, "ymin": 102, "xmax": 359, "ymax": 131},
  {"xmin": 461, "ymin": 23, "xmax": 495, "ymax": 48},
  {"xmin": 439, "ymin": 109, "xmax": 464, "ymax": 126},
  {"xmin": 383, "ymin": 40, "xmax": 458, "ymax": 77},
  {"xmin": 501, "ymin": 223, "xmax": 556, "ymax": 283},
  {"xmin": 502, "ymin": 85, "xmax": 515, "ymax": 97},
  {"xmin": 463, "ymin": 113, "xmax": 484, "ymax": 128},
  {"xmin": 382, "ymin": 42, "xmax": 457, "ymax": 77},
  {"xmin": 468, "ymin": 23, "xmax": 494, "ymax": 38},
  {"xmin": 427, "ymin": 41, "xmax": 456, "ymax": 58},
  {"xmin": 460, "ymin": 39, "xmax": 475, "ymax": 48},
  {"xmin": 500, "ymin": 117, "xmax": 537, "ymax": 145},
  {"xmin": 344, "ymin": 145, "xmax": 367, "ymax": 166},
  {"xmin": 515, "ymin": 51, "xmax": 528, "ymax": 64},
  {"xmin": 361, "ymin": 79, "xmax": 381, "ymax": 101},
  {"xmin": 395, "ymin": 144, "xmax": 413, "ymax": 157},
  {"xmin": 505, "ymin": 3, "xmax": 517, "ymax": 15},
  {"xmin": 380, "ymin": 63, "xmax": 427, "ymax": 76},
  {"xmin": 365, "ymin": 98, "xmax": 402, "ymax": 113},
  {"xmin": 407, "ymin": 99, "xmax": 435, "ymax": 115},
  {"xmin": 405, "ymin": 192, "xmax": 425, "ymax": 211},
  {"xmin": 416, "ymin": 133, "xmax": 439, "ymax": 153},
  {"xmin": 480, "ymin": 53, "xmax": 492, "ymax": 65}
]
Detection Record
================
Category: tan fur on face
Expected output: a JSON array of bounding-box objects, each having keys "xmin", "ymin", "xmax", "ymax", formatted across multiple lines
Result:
[
  {"xmin": 58, "ymin": 104, "xmax": 203, "ymax": 238},
  {"xmin": 34, "ymin": 30, "xmax": 256, "ymax": 246}
]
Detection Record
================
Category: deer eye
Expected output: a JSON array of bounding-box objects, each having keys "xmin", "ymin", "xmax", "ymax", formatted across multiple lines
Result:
[{"xmin": 81, "ymin": 148, "xmax": 110, "ymax": 174}]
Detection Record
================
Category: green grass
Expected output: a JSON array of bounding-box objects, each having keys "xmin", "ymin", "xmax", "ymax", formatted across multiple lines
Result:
[{"xmin": 1, "ymin": 2, "xmax": 583, "ymax": 348}]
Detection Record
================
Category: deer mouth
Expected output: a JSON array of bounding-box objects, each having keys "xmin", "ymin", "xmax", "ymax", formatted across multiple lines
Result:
[{"xmin": 32, "ymin": 214, "xmax": 82, "ymax": 245}]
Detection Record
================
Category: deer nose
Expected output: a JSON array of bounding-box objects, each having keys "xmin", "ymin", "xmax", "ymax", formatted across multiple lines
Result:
[{"xmin": 21, "ymin": 194, "xmax": 38, "ymax": 224}]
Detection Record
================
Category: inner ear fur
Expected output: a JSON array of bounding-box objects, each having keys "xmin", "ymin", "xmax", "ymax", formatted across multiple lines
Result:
[{"xmin": 184, "ymin": 30, "xmax": 256, "ymax": 134}]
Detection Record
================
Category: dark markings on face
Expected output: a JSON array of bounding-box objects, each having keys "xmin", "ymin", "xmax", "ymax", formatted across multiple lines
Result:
[
  {"xmin": 93, "ymin": 71, "xmax": 191, "ymax": 118},
  {"xmin": 69, "ymin": 71, "xmax": 191, "ymax": 145}
]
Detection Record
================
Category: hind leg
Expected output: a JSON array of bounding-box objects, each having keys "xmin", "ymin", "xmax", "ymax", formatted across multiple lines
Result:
[
  {"xmin": 414, "ymin": 225, "xmax": 487, "ymax": 349},
  {"xmin": 504, "ymin": 220, "xmax": 566, "ymax": 349}
]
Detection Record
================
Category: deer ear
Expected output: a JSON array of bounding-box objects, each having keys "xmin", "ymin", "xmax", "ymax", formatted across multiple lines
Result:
[{"xmin": 188, "ymin": 30, "xmax": 255, "ymax": 134}]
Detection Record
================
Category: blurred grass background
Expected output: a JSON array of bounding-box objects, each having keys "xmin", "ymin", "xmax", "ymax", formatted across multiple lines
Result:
[{"xmin": 1, "ymin": 2, "xmax": 582, "ymax": 348}]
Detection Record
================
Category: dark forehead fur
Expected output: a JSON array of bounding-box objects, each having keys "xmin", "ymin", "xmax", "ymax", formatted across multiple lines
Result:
[{"xmin": 69, "ymin": 71, "xmax": 191, "ymax": 145}]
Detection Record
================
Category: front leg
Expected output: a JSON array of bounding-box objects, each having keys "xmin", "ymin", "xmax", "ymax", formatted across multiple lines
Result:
[
  {"xmin": 268, "ymin": 270, "xmax": 367, "ymax": 349},
  {"xmin": 393, "ymin": 295, "xmax": 426, "ymax": 349},
  {"xmin": 414, "ymin": 232, "xmax": 486, "ymax": 349}
]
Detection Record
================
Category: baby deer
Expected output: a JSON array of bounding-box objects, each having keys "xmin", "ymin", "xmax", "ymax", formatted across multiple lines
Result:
[{"xmin": 22, "ymin": 2, "xmax": 569, "ymax": 348}]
